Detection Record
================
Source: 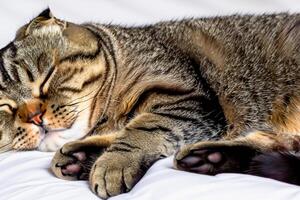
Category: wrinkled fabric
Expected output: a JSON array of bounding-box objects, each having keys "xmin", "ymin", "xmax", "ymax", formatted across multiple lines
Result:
[{"xmin": 1, "ymin": 151, "xmax": 300, "ymax": 200}]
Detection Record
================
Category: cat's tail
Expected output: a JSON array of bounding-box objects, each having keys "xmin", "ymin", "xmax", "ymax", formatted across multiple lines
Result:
[{"xmin": 247, "ymin": 151, "xmax": 300, "ymax": 185}]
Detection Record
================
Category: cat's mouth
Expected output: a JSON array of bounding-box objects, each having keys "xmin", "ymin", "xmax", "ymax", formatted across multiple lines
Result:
[
  {"xmin": 37, "ymin": 128, "xmax": 75, "ymax": 151},
  {"xmin": 42, "ymin": 127, "xmax": 69, "ymax": 133},
  {"xmin": 36, "ymin": 114, "xmax": 78, "ymax": 140},
  {"xmin": 37, "ymin": 122, "xmax": 75, "ymax": 151},
  {"xmin": 37, "ymin": 114, "xmax": 90, "ymax": 152}
]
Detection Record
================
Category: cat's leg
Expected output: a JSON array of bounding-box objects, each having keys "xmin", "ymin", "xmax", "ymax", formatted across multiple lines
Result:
[
  {"xmin": 247, "ymin": 151, "xmax": 300, "ymax": 185},
  {"xmin": 51, "ymin": 134, "xmax": 116, "ymax": 180},
  {"xmin": 174, "ymin": 130, "xmax": 280, "ymax": 174},
  {"xmin": 88, "ymin": 113, "xmax": 179, "ymax": 199}
]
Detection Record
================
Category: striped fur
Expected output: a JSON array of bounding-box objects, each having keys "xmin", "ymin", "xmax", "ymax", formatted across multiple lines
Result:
[{"xmin": 0, "ymin": 9, "xmax": 299, "ymax": 199}]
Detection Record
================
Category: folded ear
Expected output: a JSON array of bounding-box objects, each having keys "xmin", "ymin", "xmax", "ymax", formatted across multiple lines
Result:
[
  {"xmin": 15, "ymin": 8, "xmax": 66, "ymax": 40},
  {"xmin": 36, "ymin": 8, "xmax": 54, "ymax": 19}
]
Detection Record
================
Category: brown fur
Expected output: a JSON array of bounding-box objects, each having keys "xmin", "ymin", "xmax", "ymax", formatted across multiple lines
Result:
[
  {"xmin": 270, "ymin": 96, "xmax": 300, "ymax": 134},
  {"xmin": 0, "ymin": 9, "xmax": 299, "ymax": 199}
]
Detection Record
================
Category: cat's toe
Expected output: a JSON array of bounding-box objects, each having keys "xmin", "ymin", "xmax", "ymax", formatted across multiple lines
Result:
[
  {"xmin": 51, "ymin": 149, "xmax": 87, "ymax": 180},
  {"xmin": 51, "ymin": 140, "xmax": 105, "ymax": 181},
  {"xmin": 61, "ymin": 163, "xmax": 82, "ymax": 176},
  {"xmin": 90, "ymin": 152, "xmax": 144, "ymax": 199},
  {"xmin": 175, "ymin": 141, "xmax": 257, "ymax": 174},
  {"xmin": 176, "ymin": 149, "xmax": 224, "ymax": 174},
  {"xmin": 61, "ymin": 152, "xmax": 87, "ymax": 177},
  {"xmin": 72, "ymin": 151, "xmax": 87, "ymax": 161}
]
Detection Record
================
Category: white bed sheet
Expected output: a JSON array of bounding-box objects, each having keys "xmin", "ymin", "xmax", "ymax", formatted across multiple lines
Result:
[
  {"xmin": 1, "ymin": 151, "xmax": 300, "ymax": 200},
  {"xmin": 0, "ymin": 0, "xmax": 300, "ymax": 200}
]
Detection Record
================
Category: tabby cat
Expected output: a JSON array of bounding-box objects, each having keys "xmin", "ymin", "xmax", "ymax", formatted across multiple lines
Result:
[{"xmin": 0, "ymin": 8, "xmax": 299, "ymax": 198}]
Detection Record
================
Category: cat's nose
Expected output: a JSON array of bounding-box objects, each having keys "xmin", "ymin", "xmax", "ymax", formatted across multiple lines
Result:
[
  {"xmin": 18, "ymin": 98, "xmax": 46, "ymax": 126},
  {"xmin": 29, "ymin": 112, "xmax": 43, "ymax": 126}
]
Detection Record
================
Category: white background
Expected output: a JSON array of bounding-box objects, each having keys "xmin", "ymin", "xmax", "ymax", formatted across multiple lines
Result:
[{"xmin": 0, "ymin": 0, "xmax": 300, "ymax": 47}]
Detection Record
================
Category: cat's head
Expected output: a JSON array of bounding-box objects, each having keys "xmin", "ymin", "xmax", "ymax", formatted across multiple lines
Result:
[{"xmin": 0, "ymin": 9, "xmax": 106, "ymax": 151}]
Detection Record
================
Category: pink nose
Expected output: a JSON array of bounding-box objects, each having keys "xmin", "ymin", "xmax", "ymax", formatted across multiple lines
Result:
[{"xmin": 30, "ymin": 113, "xmax": 43, "ymax": 126}]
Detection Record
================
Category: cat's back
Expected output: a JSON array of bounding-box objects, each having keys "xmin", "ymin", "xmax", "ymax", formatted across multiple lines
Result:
[
  {"xmin": 89, "ymin": 14, "xmax": 300, "ymax": 131},
  {"xmin": 197, "ymin": 13, "xmax": 300, "ymax": 131},
  {"xmin": 148, "ymin": 13, "xmax": 299, "ymax": 131}
]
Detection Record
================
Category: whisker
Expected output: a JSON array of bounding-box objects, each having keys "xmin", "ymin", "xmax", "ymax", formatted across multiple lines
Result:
[
  {"xmin": 0, "ymin": 142, "xmax": 13, "ymax": 153},
  {"xmin": 67, "ymin": 116, "xmax": 78, "ymax": 124},
  {"xmin": 76, "ymin": 105, "xmax": 90, "ymax": 115},
  {"xmin": 65, "ymin": 107, "xmax": 78, "ymax": 116},
  {"xmin": 63, "ymin": 90, "xmax": 97, "ymax": 106},
  {"xmin": 64, "ymin": 113, "xmax": 77, "ymax": 122},
  {"xmin": 64, "ymin": 105, "xmax": 90, "ymax": 124},
  {"xmin": 0, "ymin": 142, "xmax": 11, "ymax": 148},
  {"xmin": 62, "ymin": 95, "xmax": 96, "ymax": 107}
]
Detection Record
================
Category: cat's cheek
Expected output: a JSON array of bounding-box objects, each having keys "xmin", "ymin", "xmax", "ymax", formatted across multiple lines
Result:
[{"xmin": 12, "ymin": 125, "xmax": 42, "ymax": 150}]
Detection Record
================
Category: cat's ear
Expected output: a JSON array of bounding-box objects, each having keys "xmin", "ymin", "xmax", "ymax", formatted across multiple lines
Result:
[
  {"xmin": 36, "ymin": 8, "xmax": 54, "ymax": 19},
  {"xmin": 15, "ymin": 8, "xmax": 66, "ymax": 40}
]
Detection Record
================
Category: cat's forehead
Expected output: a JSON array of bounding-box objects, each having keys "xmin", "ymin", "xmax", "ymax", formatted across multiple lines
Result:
[
  {"xmin": 0, "ymin": 39, "xmax": 55, "ymax": 98},
  {"xmin": 11, "ymin": 25, "xmax": 98, "ymax": 63},
  {"xmin": 0, "ymin": 34, "xmax": 63, "ymax": 68},
  {"xmin": 0, "ymin": 44, "xmax": 54, "ymax": 86}
]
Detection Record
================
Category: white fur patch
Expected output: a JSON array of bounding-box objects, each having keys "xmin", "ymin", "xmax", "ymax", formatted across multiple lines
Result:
[
  {"xmin": 38, "ymin": 104, "xmax": 91, "ymax": 152},
  {"xmin": 32, "ymin": 24, "xmax": 62, "ymax": 37}
]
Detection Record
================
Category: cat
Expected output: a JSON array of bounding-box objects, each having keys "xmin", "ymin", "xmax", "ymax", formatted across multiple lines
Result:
[{"xmin": 0, "ymin": 8, "xmax": 299, "ymax": 199}]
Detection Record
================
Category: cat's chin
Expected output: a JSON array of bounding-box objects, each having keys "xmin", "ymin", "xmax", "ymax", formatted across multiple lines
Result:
[
  {"xmin": 37, "ymin": 109, "xmax": 90, "ymax": 152},
  {"xmin": 37, "ymin": 132, "xmax": 68, "ymax": 152},
  {"xmin": 37, "ymin": 116, "xmax": 90, "ymax": 152},
  {"xmin": 38, "ymin": 129, "xmax": 88, "ymax": 152}
]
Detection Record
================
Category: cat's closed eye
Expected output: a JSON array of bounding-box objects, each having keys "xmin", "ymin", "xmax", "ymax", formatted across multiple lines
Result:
[
  {"xmin": 0, "ymin": 98, "xmax": 17, "ymax": 114},
  {"xmin": 32, "ymin": 66, "xmax": 57, "ymax": 98}
]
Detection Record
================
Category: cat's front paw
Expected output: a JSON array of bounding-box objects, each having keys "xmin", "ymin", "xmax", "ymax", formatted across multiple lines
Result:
[
  {"xmin": 90, "ymin": 152, "xmax": 144, "ymax": 199},
  {"xmin": 51, "ymin": 140, "xmax": 104, "ymax": 180}
]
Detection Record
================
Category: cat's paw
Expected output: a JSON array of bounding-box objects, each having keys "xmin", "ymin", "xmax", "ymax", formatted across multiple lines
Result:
[
  {"xmin": 51, "ymin": 140, "xmax": 104, "ymax": 180},
  {"xmin": 176, "ymin": 148, "xmax": 224, "ymax": 174},
  {"xmin": 89, "ymin": 152, "xmax": 144, "ymax": 199},
  {"xmin": 174, "ymin": 141, "xmax": 256, "ymax": 174}
]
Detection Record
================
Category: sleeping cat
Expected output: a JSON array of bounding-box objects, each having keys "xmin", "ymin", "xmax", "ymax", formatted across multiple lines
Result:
[{"xmin": 0, "ymin": 8, "xmax": 299, "ymax": 198}]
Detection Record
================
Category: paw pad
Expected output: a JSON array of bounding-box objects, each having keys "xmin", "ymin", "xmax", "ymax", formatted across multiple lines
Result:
[{"xmin": 176, "ymin": 150, "xmax": 224, "ymax": 174}]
